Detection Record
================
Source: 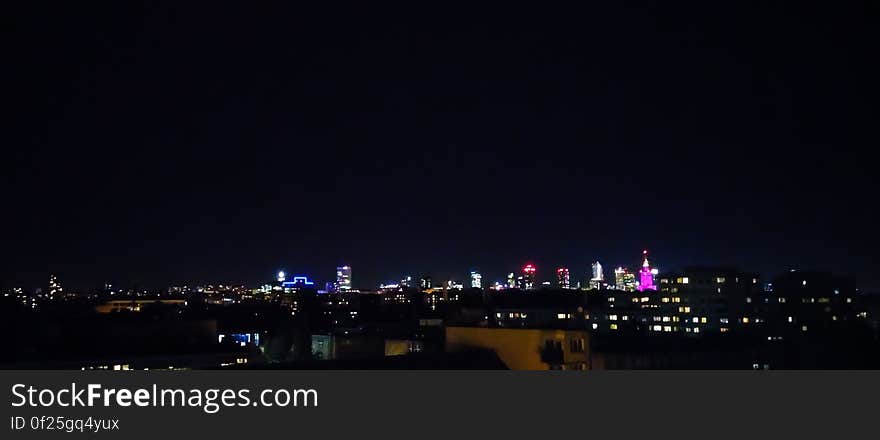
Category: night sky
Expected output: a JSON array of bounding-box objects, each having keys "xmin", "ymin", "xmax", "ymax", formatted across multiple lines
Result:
[{"xmin": 4, "ymin": 3, "xmax": 878, "ymax": 291}]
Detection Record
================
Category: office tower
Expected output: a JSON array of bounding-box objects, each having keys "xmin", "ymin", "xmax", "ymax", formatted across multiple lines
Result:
[
  {"xmin": 556, "ymin": 267, "xmax": 570, "ymax": 289},
  {"xmin": 590, "ymin": 261, "xmax": 604, "ymax": 289},
  {"xmin": 592, "ymin": 261, "xmax": 604, "ymax": 281},
  {"xmin": 590, "ymin": 261, "xmax": 605, "ymax": 289},
  {"xmin": 470, "ymin": 271, "xmax": 482, "ymax": 289},
  {"xmin": 637, "ymin": 250, "xmax": 658, "ymax": 291},
  {"xmin": 614, "ymin": 267, "xmax": 637, "ymax": 291},
  {"xmin": 48, "ymin": 274, "xmax": 62, "ymax": 300},
  {"xmin": 507, "ymin": 273, "xmax": 516, "ymax": 288},
  {"xmin": 419, "ymin": 276, "xmax": 433, "ymax": 290},
  {"xmin": 522, "ymin": 264, "xmax": 537, "ymax": 290},
  {"xmin": 335, "ymin": 266, "xmax": 352, "ymax": 291}
]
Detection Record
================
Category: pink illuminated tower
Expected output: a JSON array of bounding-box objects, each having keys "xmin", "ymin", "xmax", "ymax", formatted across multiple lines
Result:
[{"xmin": 637, "ymin": 250, "xmax": 657, "ymax": 291}]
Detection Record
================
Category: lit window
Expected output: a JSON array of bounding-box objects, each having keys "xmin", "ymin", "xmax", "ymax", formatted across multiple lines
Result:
[
  {"xmin": 662, "ymin": 316, "xmax": 671, "ymax": 322},
  {"xmin": 787, "ymin": 316, "xmax": 793, "ymax": 323},
  {"xmin": 693, "ymin": 327, "xmax": 700, "ymax": 333},
  {"xmin": 692, "ymin": 317, "xmax": 699, "ymax": 323},
  {"xmin": 609, "ymin": 314, "xmax": 618, "ymax": 321},
  {"xmin": 720, "ymin": 318, "xmax": 729, "ymax": 324},
  {"xmin": 662, "ymin": 297, "xmax": 670, "ymax": 303},
  {"xmin": 700, "ymin": 317, "xmax": 707, "ymax": 323},
  {"xmin": 716, "ymin": 277, "xmax": 726, "ymax": 283},
  {"xmin": 682, "ymin": 277, "xmax": 689, "ymax": 284},
  {"xmin": 742, "ymin": 317, "xmax": 750, "ymax": 324},
  {"xmin": 610, "ymin": 324, "xmax": 618, "ymax": 330},
  {"xmin": 653, "ymin": 325, "xmax": 662, "ymax": 331},
  {"xmin": 663, "ymin": 326, "xmax": 672, "ymax": 332},
  {"xmin": 720, "ymin": 327, "xmax": 729, "ymax": 333}
]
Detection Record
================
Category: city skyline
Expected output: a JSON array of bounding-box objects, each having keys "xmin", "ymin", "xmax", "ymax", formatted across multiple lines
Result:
[{"xmin": 3, "ymin": 250, "xmax": 868, "ymax": 294}]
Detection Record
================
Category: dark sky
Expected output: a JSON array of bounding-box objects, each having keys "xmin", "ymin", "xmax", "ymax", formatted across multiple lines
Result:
[{"xmin": 4, "ymin": 3, "xmax": 878, "ymax": 291}]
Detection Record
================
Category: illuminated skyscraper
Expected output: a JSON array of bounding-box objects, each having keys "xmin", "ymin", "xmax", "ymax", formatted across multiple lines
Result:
[
  {"xmin": 556, "ymin": 267, "xmax": 570, "ymax": 289},
  {"xmin": 48, "ymin": 274, "xmax": 62, "ymax": 300},
  {"xmin": 590, "ymin": 261, "xmax": 604, "ymax": 290},
  {"xmin": 447, "ymin": 280, "xmax": 464, "ymax": 290},
  {"xmin": 277, "ymin": 270, "xmax": 286, "ymax": 283},
  {"xmin": 335, "ymin": 266, "xmax": 352, "ymax": 291},
  {"xmin": 522, "ymin": 264, "xmax": 537, "ymax": 290},
  {"xmin": 614, "ymin": 267, "xmax": 637, "ymax": 291},
  {"xmin": 637, "ymin": 250, "xmax": 657, "ymax": 291},
  {"xmin": 419, "ymin": 276, "xmax": 433, "ymax": 290},
  {"xmin": 507, "ymin": 273, "xmax": 516, "ymax": 288},
  {"xmin": 470, "ymin": 271, "xmax": 482, "ymax": 289}
]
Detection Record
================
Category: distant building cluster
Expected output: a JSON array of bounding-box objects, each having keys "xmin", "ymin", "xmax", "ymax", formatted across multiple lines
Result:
[{"xmin": 3, "ymin": 250, "xmax": 877, "ymax": 370}]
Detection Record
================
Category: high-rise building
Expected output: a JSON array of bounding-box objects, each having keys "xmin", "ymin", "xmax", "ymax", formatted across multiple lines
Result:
[
  {"xmin": 335, "ymin": 266, "xmax": 352, "ymax": 291},
  {"xmin": 48, "ymin": 274, "xmax": 62, "ymax": 300},
  {"xmin": 614, "ymin": 267, "xmax": 637, "ymax": 291},
  {"xmin": 447, "ymin": 280, "xmax": 464, "ymax": 290},
  {"xmin": 590, "ymin": 261, "xmax": 604, "ymax": 290},
  {"xmin": 507, "ymin": 273, "xmax": 516, "ymax": 289},
  {"xmin": 277, "ymin": 270, "xmax": 286, "ymax": 283},
  {"xmin": 470, "ymin": 271, "xmax": 482, "ymax": 289},
  {"xmin": 637, "ymin": 250, "xmax": 658, "ymax": 291},
  {"xmin": 522, "ymin": 264, "xmax": 537, "ymax": 290},
  {"xmin": 556, "ymin": 267, "xmax": 570, "ymax": 289},
  {"xmin": 419, "ymin": 276, "xmax": 433, "ymax": 290}
]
